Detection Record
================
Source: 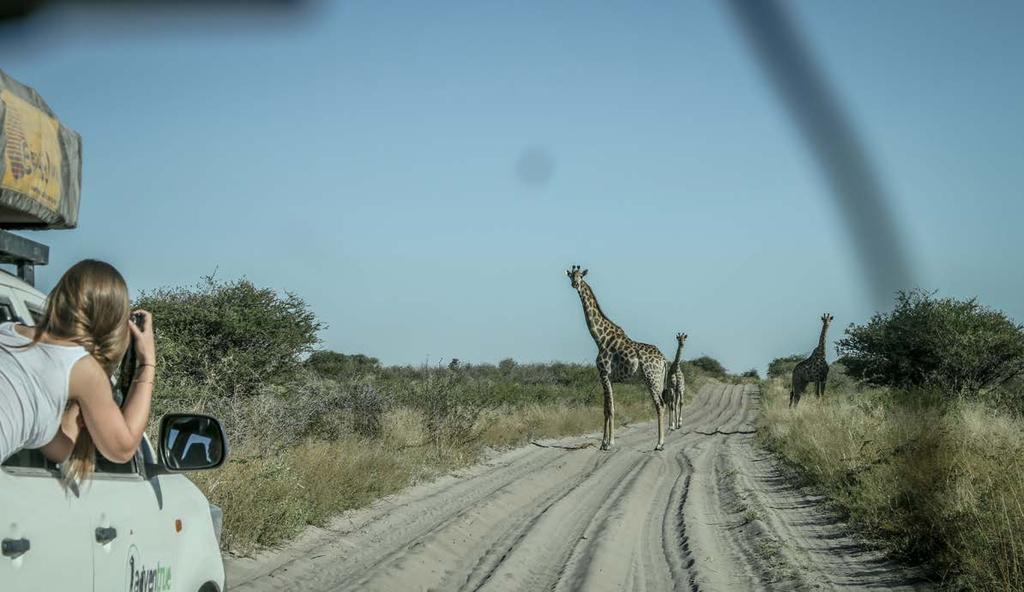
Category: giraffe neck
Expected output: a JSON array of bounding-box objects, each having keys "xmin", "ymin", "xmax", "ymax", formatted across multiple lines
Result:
[
  {"xmin": 577, "ymin": 281, "xmax": 623, "ymax": 348},
  {"xmin": 672, "ymin": 342, "xmax": 684, "ymax": 368},
  {"xmin": 815, "ymin": 322, "xmax": 829, "ymax": 357}
]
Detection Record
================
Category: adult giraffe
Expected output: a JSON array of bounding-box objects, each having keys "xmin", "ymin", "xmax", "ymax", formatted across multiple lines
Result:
[
  {"xmin": 790, "ymin": 313, "xmax": 833, "ymax": 408},
  {"xmin": 566, "ymin": 265, "xmax": 667, "ymax": 451}
]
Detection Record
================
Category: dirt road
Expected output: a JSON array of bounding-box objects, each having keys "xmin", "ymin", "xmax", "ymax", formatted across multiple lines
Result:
[{"xmin": 226, "ymin": 383, "xmax": 932, "ymax": 591}]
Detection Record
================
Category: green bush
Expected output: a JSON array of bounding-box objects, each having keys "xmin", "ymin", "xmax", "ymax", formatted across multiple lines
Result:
[
  {"xmin": 767, "ymin": 354, "xmax": 804, "ymax": 379},
  {"xmin": 137, "ymin": 276, "xmax": 322, "ymax": 399},
  {"xmin": 498, "ymin": 358, "xmax": 517, "ymax": 376},
  {"xmin": 690, "ymin": 355, "xmax": 727, "ymax": 379},
  {"xmin": 825, "ymin": 361, "xmax": 860, "ymax": 394},
  {"xmin": 740, "ymin": 368, "xmax": 760, "ymax": 380},
  {"xmin": 837, "ymin": 289, "xmax": 1024, "ymax": 398},
  {"xmin": 306, "ymin": 351, "xmax": 381, "ymax": 380}
]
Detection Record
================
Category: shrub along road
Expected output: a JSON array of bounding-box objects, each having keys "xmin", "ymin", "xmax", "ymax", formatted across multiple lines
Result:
[{"xmin": 225, "ymin": 383, "xmax": 932, "ymax": 591}]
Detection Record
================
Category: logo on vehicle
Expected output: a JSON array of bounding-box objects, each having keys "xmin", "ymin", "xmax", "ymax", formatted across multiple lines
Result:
[{"xmin": 125, "ymin": 545, "xmax": 172, "ymax": 592}]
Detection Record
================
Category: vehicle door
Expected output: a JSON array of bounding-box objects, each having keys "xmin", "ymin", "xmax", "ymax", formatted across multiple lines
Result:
[
  {"xmin": 78, "ymin": 442, "xmax": 175, "ymax": 592},
  {"xmin": 0, "ymin": 450, "xmax": 94, "ymax": 591},
  {"xmin": 0, "ymin": 287, "xmax": 93, "ymax": 591}
]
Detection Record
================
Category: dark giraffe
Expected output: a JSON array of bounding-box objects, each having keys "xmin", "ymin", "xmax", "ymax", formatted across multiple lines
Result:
[
  {"xmin": 790, "ymin": 313, "xmax": 833, "ymax": 408},
  {"xmin": 566, "ymin": 265, "xmax": 667, "ymax": 450}
]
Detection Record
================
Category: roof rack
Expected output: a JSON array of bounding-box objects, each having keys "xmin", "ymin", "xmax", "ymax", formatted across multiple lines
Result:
[{"xmin": 0, "ymin": 229, "xmax": 48, "ymax": 287}]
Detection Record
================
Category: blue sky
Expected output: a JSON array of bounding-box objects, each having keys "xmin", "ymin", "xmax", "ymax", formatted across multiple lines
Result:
[{"xmin": 2, "ymin": 1, "xmax": 1022, "ymax": 373}]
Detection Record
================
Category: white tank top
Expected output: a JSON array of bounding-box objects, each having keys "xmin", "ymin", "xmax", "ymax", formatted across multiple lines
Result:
[{"xmin": 0, "ymin": 322, "xmax": 89, "ymax": 463}]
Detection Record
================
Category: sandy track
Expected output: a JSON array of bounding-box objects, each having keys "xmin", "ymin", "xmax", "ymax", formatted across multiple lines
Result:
[{"xmin": 225, "ymin": 384, "xmax": 933, "ymax": 591}]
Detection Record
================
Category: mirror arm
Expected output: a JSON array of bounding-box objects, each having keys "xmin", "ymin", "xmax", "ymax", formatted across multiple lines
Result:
[{"xmin": 144, "ymin": 462, "xmax": 171, "ymax": 477}]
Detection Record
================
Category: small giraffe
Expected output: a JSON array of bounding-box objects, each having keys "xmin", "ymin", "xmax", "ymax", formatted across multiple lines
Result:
[
  {"xmin": 790, "ymin": 313, "xmax": 833, "ymax": 408},
  {"xmin": 566, "ymin": 265, "xmax": 668, "ymax": 451},
  {"xmin": 665, "ymin": 333, "xmax": 687, "ymax": 430}
]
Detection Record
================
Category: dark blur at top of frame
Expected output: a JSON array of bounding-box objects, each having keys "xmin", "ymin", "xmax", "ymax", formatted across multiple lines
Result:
[
  {"xmin": 1, "ymin": 0, "xmax": 914, "ymax": 307},
  {"xmin": 0, "ymin": 0, "xmax": 307, "ymax": 22}
]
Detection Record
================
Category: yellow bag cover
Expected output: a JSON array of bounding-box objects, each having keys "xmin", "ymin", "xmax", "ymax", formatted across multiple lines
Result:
[{"xmin": 0, "ymin": 69, "xmax": 81, "ymax": 229}]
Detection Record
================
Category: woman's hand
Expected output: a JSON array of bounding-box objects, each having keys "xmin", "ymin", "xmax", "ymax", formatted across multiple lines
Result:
[{"xmin": 129, "ymin": 309, "xmax": 156, "ymax": 367}]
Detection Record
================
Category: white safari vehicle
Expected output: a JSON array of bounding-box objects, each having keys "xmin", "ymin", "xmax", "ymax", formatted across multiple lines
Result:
[{"xmin": 0, "ymin": 270, "xmax": 229, "ymax": 592}]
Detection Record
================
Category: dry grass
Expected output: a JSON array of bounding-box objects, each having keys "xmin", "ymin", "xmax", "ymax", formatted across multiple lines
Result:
[
  {"xmin": 760, "ymin": 378, "xmax": 1024, "ymax": 590},
  {"xmin": 477, "ymin": 396, "xmax": 654, "ymax": 449}
]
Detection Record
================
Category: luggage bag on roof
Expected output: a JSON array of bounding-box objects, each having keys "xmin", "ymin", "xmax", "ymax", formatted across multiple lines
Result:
[{"xmin": 0, "ymin": 68, "xmax": 81, "ymax": 229}]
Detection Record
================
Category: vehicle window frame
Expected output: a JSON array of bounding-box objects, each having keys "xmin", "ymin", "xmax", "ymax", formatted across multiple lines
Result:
[
  {"xmin": 91, "ymin": 450, "xmax": 145, "ymax": 481},
  {"xmin": 1, "ymin": 453, "xmax": 60, "ymax": 478},
  {"xmin": 2, "ymin": 448, "xmax": 148, "ymax": 482},
  {"xmin": 91, "ymin": 397, "xmax": 145, "ymax": 479},
  {"xmin": 0, "ymin": 294, "xmax": 19, "ymax": 324},
  {"xmin": 23, "ymin": 300, "xmax": 44, "ymax": 325}
]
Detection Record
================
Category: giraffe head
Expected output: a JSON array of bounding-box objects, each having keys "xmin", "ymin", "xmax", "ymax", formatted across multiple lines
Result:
[
  {"xmin": 676, "ymin": 332, "xmax": 688, "ymax": 346},
  {"xmin": 566, "ymin": 264, "xmax": 588, "ymax": 290},
  {"xmin": 821, "ymin": 313, "xmax": 834, "ymax": 328}
]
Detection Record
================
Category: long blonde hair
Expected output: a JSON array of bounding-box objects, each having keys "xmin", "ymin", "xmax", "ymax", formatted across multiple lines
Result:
[{"xmin": 27, "ymin": 260, "xmax": 131, "ymax": 485}]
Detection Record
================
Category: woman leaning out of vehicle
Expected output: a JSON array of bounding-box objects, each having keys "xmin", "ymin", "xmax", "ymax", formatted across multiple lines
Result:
[{"xmin": 0, "ymin": 259, "xmax": 156, "ymax": 484}]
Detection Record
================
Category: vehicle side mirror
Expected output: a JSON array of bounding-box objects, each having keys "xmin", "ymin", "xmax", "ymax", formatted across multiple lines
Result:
[{"xmin": 159, "ymin": 414, "xmax": 228, "ymax": 472}]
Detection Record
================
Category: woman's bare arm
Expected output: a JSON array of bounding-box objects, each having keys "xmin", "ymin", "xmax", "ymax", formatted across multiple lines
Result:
[
  {"xmin": 70, "ymin": 359, "xmax": 152, "ymax": 463},
  {"xmin": 68, "ymin": 310, "xmax": 157, "ymax": 464}
]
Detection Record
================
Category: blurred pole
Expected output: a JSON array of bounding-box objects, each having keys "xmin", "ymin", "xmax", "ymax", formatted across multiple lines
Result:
[{"xmin": 726, "ymin": 0, "xmax": 913, "ymax": 307}]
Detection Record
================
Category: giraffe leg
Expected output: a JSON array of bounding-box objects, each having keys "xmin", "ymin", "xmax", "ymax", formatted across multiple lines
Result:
[
  {"xmin": 608, "ymin": 392, "xmax": 616, "ymax": 448},
  {"xmin": 654, "ymin": 399, "xmax": 665, "ymax": 451},
  {"xmin": 647, "ymin": 380, "xmax": 665, "ymax": 451},
  {"xmin": 665, "ymin": 388, "xmax": 675, "ymax": 430},
  {"xmin": 792, "ymin": 378, "xmax": 805, "ymax": 408},
  {"xmin": 676, "ymin": 387, "xmax": 684, "ymax": 428},
  {"xmin": 667, "ymin": 388, "xmax": 676, "ymax": 430},
  {"xmin": 673, "ymin": 393, "xmax": 679, "ymax": 430},
  {"xmin": 600, "ymin": 398, "xmax": 607, "ymax": 449},
  {"xmin": 599, "ymin": 372, "xmax": 613, "ymax": 450},
  {"xmin": 641, "ymin": 368, "xmax": 666, "ymax": 451}
]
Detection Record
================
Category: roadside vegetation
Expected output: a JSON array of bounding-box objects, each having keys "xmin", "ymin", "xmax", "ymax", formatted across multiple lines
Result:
[
  {"xmin": 760, "ymin": 290, "xmax": 1024, "ymax": 591},
  {"xmin": 140, "ymin": 276, "xmax": 714, "ymax": 553}
]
